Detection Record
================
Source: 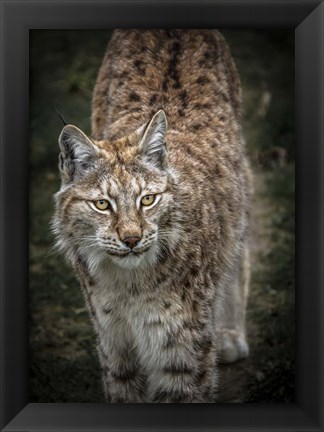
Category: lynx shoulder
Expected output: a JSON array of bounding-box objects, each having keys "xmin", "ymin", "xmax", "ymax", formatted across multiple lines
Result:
[{"xmin": 52, "ymin": 29, "xmax": 251, "ymax": 403}]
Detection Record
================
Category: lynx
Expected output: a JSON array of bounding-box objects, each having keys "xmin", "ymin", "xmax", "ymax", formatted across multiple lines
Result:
[{"xmin": 52, "ymin": 29, "xmax": 251, "ymax": 403}]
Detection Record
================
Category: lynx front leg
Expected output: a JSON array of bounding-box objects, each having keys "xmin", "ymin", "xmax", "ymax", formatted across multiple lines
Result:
[
  {"xmin": 218, "ymin": 245, "xmax": 250, "ymax": 364},
  {"xmin": 135, "ymin": 311, "xmax": 218, "ymax": 403},
  {"xmin": 97, "ymin": 319, "xmax": 147, "ymax": 403}
]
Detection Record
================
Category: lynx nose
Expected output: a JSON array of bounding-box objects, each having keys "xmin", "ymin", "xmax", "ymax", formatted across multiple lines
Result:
[{"xmin": 122, "ymin": 235, "xmax": 141, "ymax": 249}]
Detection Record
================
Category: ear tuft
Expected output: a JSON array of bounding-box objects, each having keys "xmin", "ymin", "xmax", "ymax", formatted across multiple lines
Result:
[
  {"xmin": 58, "ymin": 125, "xmax": 98, "ymax": 184},
  {"xmin": 139, "ymin": 110, "xmax": 168, "ymax": 168}
]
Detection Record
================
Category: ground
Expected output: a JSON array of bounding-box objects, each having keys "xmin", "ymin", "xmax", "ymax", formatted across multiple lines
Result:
[{"xmin": 29, "ymin": 30, "xmax": 295, "ymax": 403}]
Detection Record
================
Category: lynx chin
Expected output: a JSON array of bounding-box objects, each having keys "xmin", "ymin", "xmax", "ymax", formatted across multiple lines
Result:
[{"xmin": 52, "ymin": 29, "xmax": 252, "ymax": 403}]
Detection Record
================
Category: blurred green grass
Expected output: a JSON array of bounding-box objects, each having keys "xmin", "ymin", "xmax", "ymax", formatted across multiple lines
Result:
[{"xmin": 29, "ymin": 30, "xmax": 295, "ymax": 402}]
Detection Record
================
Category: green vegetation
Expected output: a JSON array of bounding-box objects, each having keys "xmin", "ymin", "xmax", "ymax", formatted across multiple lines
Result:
[{"xmin": 29, "ymin": 30, "xmax": 294, "ymax": 402}]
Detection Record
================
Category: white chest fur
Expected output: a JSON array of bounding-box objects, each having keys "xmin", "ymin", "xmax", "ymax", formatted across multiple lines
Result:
[{"xmin": 87, "ymin": 262, "xmax": 188, "ymax": 373}]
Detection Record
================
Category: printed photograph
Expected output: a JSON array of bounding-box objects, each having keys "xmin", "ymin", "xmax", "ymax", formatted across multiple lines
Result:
[{"xmin": 29, "ymin": 29, "xmax": 295, "ymax": 403}]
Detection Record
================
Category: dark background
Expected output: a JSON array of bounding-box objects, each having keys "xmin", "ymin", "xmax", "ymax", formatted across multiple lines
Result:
[{"xmin": 29, "ymin": 30, "xmax": 295, "ymax": 403}]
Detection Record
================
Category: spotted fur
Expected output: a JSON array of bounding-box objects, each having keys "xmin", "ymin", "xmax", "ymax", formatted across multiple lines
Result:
[{"xmin": 52, "ymin": 29, "xmax": 252, "ymax": 403}]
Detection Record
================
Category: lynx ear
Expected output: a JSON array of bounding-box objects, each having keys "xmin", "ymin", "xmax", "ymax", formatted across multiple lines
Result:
[
  {"xmin": 58, "ymin": 125, "xmax": 98, "ymax": 184},
  {"xmin": 139, "ymin": 110, "xmax": 168, "ymax": 169}
]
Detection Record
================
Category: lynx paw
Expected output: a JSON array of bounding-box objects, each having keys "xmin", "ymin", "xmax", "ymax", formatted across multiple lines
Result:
[{"xmin": 219, "ymin": 329, "xmax": 249, "ymax": 364}]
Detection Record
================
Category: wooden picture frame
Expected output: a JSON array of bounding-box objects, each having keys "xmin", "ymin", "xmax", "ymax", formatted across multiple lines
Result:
[{"xmin": 1, "ymin": 0, "xmax": 323, "ymax": 431}]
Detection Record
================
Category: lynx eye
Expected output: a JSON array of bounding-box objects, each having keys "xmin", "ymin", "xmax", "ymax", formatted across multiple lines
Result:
[
  {"xmin": 141, "ymin": 194, "xmax": 155, "ymax": 206},
  {"xmin": 94, "ymin": 199, "xmax": 110, "ymax": 210}
]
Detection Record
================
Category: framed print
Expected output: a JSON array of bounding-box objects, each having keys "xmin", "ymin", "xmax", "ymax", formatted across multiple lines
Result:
[{"xmin": 1, "ymin": 0, "xmax": 323, "ymax": 431}]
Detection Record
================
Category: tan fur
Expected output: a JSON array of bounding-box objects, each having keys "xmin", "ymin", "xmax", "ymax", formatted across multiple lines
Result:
[{"xmin": 52, "ymin": 29, "xmax": 251, "ymax": 403}]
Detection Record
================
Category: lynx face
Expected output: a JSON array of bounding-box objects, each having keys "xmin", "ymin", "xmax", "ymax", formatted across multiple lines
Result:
[{"xmin": 53, "ymin": 110, "xmax": 179, "ymax": 270}]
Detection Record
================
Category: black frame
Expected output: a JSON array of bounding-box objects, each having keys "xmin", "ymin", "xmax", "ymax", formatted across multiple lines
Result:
[{"xmin": 0, "ymin": 0, "xmax": 323, "ymax": 431}]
